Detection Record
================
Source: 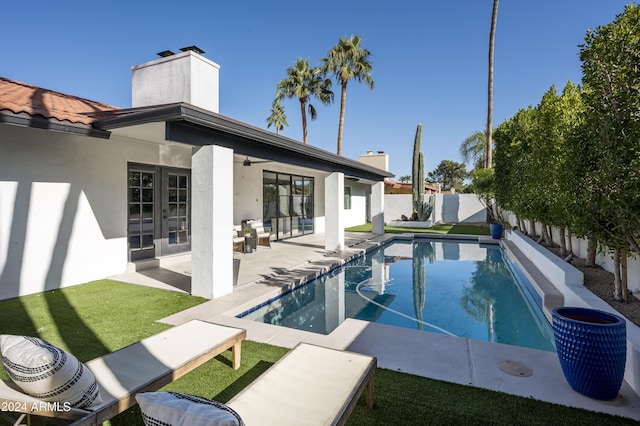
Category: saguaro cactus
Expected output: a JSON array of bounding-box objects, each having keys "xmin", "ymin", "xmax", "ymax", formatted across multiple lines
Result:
[{"xmin": 412, "ymin": 124, "xmax": 434, "ymax": 221}]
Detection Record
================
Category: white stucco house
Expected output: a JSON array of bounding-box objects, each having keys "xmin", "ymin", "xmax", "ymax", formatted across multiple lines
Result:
[{"xmin": 0, "ymin": 46, "xmax": 392, "ymax": 302}]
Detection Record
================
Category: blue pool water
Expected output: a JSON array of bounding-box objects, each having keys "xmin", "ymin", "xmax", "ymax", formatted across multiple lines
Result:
[{"xmin": 239, "ymin": 239, "xmax": 557, "ymax": 351}]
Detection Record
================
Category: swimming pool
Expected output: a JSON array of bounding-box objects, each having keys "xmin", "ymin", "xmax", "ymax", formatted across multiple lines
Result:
[{"xmin": 239, "ymin": 238, "xmax": 557, "ymax": 352}]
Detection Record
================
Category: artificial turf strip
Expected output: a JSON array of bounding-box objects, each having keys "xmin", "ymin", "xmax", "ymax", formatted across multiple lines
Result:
[
  {"xmin": 0, "ymin": 279, "xmax": 635, "ymax": 425},
  {"xmin": 346, "ymin": 369, "xmax": 636, "ymax": 426},
  {"xmin": 0, "ymin": 279, "xmax": 207, "ymax": 370},
  {"xmin": 346, "ymin": 222, "xmax": 491, "ymax": 236}
]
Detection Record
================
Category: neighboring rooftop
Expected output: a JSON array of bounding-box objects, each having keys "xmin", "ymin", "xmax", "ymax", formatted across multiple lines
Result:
[{"xmin": 384, "ymin": 178, "xmax": 440, "ymax": 194}]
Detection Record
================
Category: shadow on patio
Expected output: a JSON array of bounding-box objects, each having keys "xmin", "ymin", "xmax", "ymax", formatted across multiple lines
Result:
[{"xmin": 110, "ymin": 232, "xmax": 376, "ymax": 293}]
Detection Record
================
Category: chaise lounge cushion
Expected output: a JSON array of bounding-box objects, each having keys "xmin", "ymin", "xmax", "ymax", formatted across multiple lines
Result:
[
  {"xmin": 136, "ymin": 392, "xmax": 243, "ymax": 426},
  {"xmin": 0, "ymin": 334, "xmax": 101, "ymax": 408}
]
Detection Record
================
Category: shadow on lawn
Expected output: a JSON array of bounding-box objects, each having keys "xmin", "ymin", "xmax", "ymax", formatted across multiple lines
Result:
[{"xmin": 213, "ymin": 360, "xmax": 274, "ymax": 402}]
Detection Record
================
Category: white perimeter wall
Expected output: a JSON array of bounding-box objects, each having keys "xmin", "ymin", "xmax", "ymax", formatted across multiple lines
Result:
[
  {"xmin": 0, "ymin": 125, "xmax": 192, "ymax": 300},
  {"xmin": 503, "ymin": 211, "xmax": 640, "ymax": 299},
  {"xmin": 384, "ymin": 193, "xmax": 486, "ymax": 223}
]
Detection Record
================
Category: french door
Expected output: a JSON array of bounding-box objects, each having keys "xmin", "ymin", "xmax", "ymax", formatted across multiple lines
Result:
[{"xmin": 128, "ymin": 164, "xmax": 191, "ymax": 261}]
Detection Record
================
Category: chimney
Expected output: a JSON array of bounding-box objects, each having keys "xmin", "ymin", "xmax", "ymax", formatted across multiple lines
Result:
[
  {"xmin": 359, "ymin": 150, "xmax": 389, "ymax": 171},
  {"xmin": 131, "ymin": 45, "xmax": 220, "ymax": 113}
]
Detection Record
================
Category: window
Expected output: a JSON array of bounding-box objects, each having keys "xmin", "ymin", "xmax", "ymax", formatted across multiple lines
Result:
[{"xmin": 344, "ymin": 187, "xmax": 352, "ymax": 210}]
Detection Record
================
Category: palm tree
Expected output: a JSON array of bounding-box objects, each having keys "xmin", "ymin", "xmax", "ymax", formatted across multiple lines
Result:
[
  {"xmin": 275, "ymin": 58, "xmax": 333, "ymax": 144},
  {"xmin": 266, "ymin": 101, "xmax": 288, "ymax": 134},
  {"xmin": 459, "ymin": 130, "xmax": 487, "ymax": 170},
  {"xmin": 485, "ymin": 0, "xmax": 499, "ymax": 168},
  {"xmin": 399, "ymin": 175, "xmax": 411, "ymax": 183},
  {"xmin": 319, "ymin": 35, "xmax": 374, "ymax": 155}
]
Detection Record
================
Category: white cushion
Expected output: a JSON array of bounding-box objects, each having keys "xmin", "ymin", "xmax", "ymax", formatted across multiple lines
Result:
[
  {"xmin": 0, "ymin": 335, "xmax": 101, "ymax": 408},
  {"xmin": 136, "ymin": 392, "xmax": 242, "ymax": 426}
]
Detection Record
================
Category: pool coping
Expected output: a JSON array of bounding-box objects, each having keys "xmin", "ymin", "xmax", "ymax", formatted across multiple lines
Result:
[{"xmin": 159, "ymin": 232, "xmax": 640, "ymax": 420}]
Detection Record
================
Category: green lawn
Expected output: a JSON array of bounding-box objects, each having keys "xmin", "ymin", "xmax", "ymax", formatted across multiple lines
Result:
[
  {"xmin": 0, "ymin": 280, "xmax": 634, "ymax": 425},
  {"xmin": 346, "ymin": 222, "xmax": 491, "ymax": 235}
]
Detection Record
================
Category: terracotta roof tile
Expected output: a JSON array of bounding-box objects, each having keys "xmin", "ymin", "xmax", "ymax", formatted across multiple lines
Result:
[{"xmin": 0, "ymin": 77, "xmax": 119, "ymax": 125}]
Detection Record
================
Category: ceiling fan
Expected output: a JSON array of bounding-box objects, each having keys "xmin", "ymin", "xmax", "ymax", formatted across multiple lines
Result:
[{"xmin": 235, "ymin": 156, "xmax": 272, "ymax": 166}]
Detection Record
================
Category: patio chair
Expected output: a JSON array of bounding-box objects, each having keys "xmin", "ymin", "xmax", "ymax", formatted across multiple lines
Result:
[
  {"xmin": 249, "ymin": 222, "xmax": 271, "ymax": 249},
  {"xmin": 233, "ymin": 227, "xmax": 245, "ymax": 253}
]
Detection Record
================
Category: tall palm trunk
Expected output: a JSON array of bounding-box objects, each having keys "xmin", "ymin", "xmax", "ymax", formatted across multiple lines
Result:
[
  {"xmin": 485, "ymin": 0, "xmax": 499, "ymax": 168},
  {"xmin": 337, "ymin": 80, "xmax": 347, "ymax": 155},
  {"xmin": 300, "ymin": 99, "xmax": 308, "ymax": 144}
]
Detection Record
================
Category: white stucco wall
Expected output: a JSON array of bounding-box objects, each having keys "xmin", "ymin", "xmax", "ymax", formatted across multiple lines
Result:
[
  {"xmin": 343, "ymin": 181, "xmax": 367, "ymax": 228},
  {"xmin": 0, "ymin": 125, "xmax": 192, "ymax": 300},
  {"xmin": 232, "ymin": 164, "xmax": 368, "ymax": 233},
  {"xmin": 434, "ymin": 194, "xmax": 486, "ymax": 223},
  {"xmin": 384, "ymin": 193, "xmax": 413, "ymax": 221},
  {"xmin": 383, "ymin": 193, "xmax": 486, "ymax": 224}
]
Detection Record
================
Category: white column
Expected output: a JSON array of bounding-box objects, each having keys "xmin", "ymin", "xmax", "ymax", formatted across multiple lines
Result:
[
  {"xmin": 371, "ymin": 181, "xmax": 385, "ymax": 235},
  {"xmin": 325, "ymin": 172, "xmax": 344, "ymax": 251},
  {"xmin": 191, "ymin": 145, "xmax": 233, "ymax": 299}
]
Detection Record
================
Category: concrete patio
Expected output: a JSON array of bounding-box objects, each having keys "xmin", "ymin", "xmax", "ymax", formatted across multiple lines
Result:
[{"xmin": 110, "ymin": 232, "xmax": 640, "ymax": 421}]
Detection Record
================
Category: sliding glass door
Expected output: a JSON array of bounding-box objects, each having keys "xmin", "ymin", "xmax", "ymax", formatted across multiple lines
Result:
[{"xmin": 263, "ymin": 171, "xmax": 314, "ymax": 240}]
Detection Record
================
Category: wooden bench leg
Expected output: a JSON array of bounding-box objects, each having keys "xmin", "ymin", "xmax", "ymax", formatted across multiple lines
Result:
[
  {"xmin": 365, "ymin": 378, "xmax": 374, "ymax": 409},
  {"xmin": 232, "ymin": 341, "xmax": 242, "ymax": 370}
]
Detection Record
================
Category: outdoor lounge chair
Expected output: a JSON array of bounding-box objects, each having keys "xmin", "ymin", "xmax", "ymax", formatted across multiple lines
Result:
[
  {"xmin": 250, "ymin": 222, "xmax": 271, "ymax": 249},
  {"xmin": 233, "ymin": 226, "xmax": 245, "ymax": 253},
  {"xmin": 0, "ymin": 321, "xmax": 246, "ymax": 426},
  {"xmin": 227, "ymin": 343, "xmax": 376, "ymax": 425}
]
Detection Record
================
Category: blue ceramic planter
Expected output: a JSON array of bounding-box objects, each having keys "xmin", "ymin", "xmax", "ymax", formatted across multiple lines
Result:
[
  {"xmin": 490, "ymin": 223, "xmax": 503, "ymax": 239},
  {"xmin": 552, "ymin": 307, "xmax": 627, "ymax": 400}
]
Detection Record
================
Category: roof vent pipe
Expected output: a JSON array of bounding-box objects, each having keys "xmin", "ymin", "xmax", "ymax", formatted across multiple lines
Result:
[{"xmin": 157, "ymin": 50, "xmax": 175, "ymax": 58}]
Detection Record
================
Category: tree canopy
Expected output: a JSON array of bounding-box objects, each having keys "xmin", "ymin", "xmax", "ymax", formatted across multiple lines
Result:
[
  {"xmin": 319, "ymin": 35, "xmax": 374, "ymax": 155},
  {"xmin": 491, "ymin": 3, "xmax": 640, "ymax": 301},
  {"xmin": 275, "ymin": 58, "xmax": 333, "ymax": 144},
  {"xmin": 427, "ymin": 160, "xmax": 467, "ymax": 193},
  {"xmin": 266, "ymin": 101, "xmax": 288, "ymax": 134}
]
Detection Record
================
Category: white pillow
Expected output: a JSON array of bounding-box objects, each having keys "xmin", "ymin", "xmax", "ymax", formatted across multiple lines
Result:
[
  {"xmin": 0, "ymin": 335, "xmax": 101, "ymax": 408},
  {"xmin": 136, "ymin": 392, "xmax": 242, "ymax": 426}
]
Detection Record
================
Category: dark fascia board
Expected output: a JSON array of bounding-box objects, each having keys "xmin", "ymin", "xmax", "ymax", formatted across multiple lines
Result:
[
  {"xmin": 94, "ymin": 103, "xmax": 394, "ymax": 181},
  {"xmin": 0, "ymin": 111, "xmax": 111, "ymax": 139}
]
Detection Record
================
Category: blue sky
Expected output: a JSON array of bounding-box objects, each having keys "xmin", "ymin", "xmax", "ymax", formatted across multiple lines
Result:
[{"xmin": 1, "ymin": 1, "xmax": 633, "ymax": 177}]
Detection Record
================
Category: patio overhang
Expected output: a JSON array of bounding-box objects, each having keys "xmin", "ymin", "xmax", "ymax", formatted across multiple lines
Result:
[{"xmin": 93, "ymin": 103, "xmax": 394, "ymax": 183}]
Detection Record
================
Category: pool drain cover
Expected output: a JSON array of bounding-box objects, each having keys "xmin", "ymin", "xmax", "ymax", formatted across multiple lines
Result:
[{"xmin": 498, "ymin": 360, "xmax": 533, "ymax": 377}]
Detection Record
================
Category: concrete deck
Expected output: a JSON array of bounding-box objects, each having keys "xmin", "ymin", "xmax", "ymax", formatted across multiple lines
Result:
[{"xmin": 110, "ymin": 232, "xmax": 640, "ymax": 421}]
